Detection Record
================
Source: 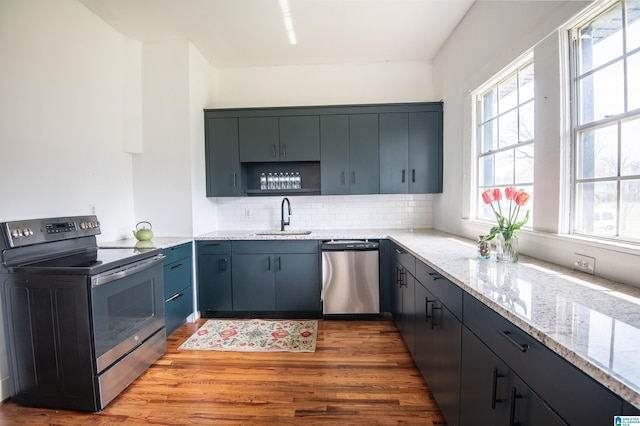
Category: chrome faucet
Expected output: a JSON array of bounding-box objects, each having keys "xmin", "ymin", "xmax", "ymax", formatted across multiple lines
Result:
[{"xmin": 280, "ymin": 197, "xmax": 291, "ymax": 231}]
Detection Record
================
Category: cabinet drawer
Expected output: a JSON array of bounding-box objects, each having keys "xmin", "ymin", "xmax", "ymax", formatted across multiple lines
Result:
[
  {"xmin": 392, "ymin": 243, "xmax": 415, "ymax": 276},
  {"xmin": 164, "ymin": 259, "xmax": 192, "ymax": 297},
  {"xmin": 197, "ymin": 240, "xmax": 231, "ymax": 254},
  {"xmin": 416, "ymin": 261, "xmax": 462, "ymax": 320},
  {"xmin": 463, "ymin": 293, "xmax": 622, "ymax": 425},
  {"xmin": 163, "ymin": 242, "xmax": 192, "ymax": 264},
  {"xmin": 165, "ymin": 284, "xmax": 193, "ymax": 336},
  {"xmin": 232, "ymin": 240, "xmax": 319, "ymax": 254}
]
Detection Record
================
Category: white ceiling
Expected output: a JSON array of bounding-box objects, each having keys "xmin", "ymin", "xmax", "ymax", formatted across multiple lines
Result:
[{"xmin": 78, "ymin": 0, "xmax": 474, "ymax": 68}]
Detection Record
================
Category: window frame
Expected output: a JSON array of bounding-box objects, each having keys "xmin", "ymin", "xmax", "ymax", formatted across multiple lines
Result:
[
  {"xmin": 569, "ymin": 0, "xmax": 640, "ymax": 244},
  {"xmin": 473, "ymin": 54, "xmax": 535, "ymax": 224}
]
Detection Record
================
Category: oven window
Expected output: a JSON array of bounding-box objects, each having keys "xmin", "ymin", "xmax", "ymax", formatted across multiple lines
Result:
[
  {"xmin": 91, "ymin": 263, "xmax": 164, "ymax": 364},
  {"xmin": 105, "ymin": 281, "xmax": 154, "ymax": 340}
]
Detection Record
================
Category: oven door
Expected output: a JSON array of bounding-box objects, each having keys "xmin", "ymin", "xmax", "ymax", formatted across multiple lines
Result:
[{"xmin": 90, "ymin": 254, "xmax": 165, "ymax": 374}]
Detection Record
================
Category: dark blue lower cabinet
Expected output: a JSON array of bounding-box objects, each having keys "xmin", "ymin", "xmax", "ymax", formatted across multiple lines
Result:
[
  {"xmin": 459, "ymin": 327, "xmax": 566, "ymax": 426},
  {"xmin": 163, "ymin": 243, "xmax": 193, "ymax": 336},
  {"xmin": 231, "ymin": 250, "xmax": 320, "ymax": 313}
]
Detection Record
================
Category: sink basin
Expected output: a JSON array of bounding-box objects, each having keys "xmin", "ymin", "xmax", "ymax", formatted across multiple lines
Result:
[{"xmin": 251, "ymin": 230, "xmax": 312, "ymax": 236}]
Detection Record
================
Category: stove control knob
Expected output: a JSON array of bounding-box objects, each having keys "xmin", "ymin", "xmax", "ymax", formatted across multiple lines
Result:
[
  {"xmin": 23, "ymin": 228, "xmax": 33, "ymax": 236},
  {"xmin": 11, "ymin": 229, "xmax": 21, "ymax": 238},
  {"xmin": 80, "ymin": 222, "xmax": 87, "ymax": 230}
]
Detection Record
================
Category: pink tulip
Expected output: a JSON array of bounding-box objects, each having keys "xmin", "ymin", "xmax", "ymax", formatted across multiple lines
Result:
[
  {"xmin": 493, "ymin": 188, "xmax": 503, "ymax": 201},
  {"xmin": 514, "ymin": 190, "xmax": 531, "ymax": 207},
  {"xmin": 505, "ymin": 186, "xmax": 517, "ymax": 200},
  {"xmin": 481, "ymin": 190, "xmax": 495, "ymax": 204}
]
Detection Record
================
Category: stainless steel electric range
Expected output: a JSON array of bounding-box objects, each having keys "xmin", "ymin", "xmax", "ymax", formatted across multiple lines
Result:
[{"xmin": 0, "ymin": 215, "xmax": 166, "ymax": 411}]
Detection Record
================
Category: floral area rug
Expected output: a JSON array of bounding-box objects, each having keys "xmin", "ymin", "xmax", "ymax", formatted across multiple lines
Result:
[{"xmin": 178, "ymin": 319, "xmax": 318, "ymax": 352}]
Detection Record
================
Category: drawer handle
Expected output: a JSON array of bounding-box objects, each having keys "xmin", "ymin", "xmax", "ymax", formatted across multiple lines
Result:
[
  {"xmin": 402, "ymin": 169, "xmax": 406, "ymax": 183},
  {"xmin": 428, "ymin": 272, "xmax": 443, "ymax": 281},
  {"xmin": 497, "ymin": 330, "xmax": 530, "ymax": 352},
  {"xmin": 165, "ymin": 293, "xmax": 183, "ymax": 303},
  {"xmin": 170, "ymin": 263, "xmax": 183, "ymax": 270},
  {"xmin": 395, "ymin": 248, "xmax": 406, "ymax": 255},
  {"xmin": 491, "ymin": 368, "xmax": 505, "ymax": 409}
]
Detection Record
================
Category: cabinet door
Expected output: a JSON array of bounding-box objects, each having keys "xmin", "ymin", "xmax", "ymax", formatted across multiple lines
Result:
[
  {"xmin": 349, "ymin": 114, "xmax": 379, "ymax": 194},
  {"xmin": 414, "ymin": 281, "xmax": 433, "ymax": 383},
  {"xmin": 320, "ymin": 115, "xmax": 350, "ymax": 195},
  {"xmin": 460, "ymin": 326, "xmax": 512, "ymax": 426},
  {"xmin": 275, "ymin": 253, "xmax": 321, "ymax": 311},
  {"xmin": 279, "ymin": 116, "xmax": 320, "ymax": 161},
  {"xmin": 379, "ymin": 113, "xmax": 409, "ymax": 194},
  {"xmin": 409, "ymin": 112, "xmax": 442, "ymax": 193},
  {"xmin": 205, "ymin": 117, "xmax": 243, "ymax": 196},
  {"xmin": 511, "ymin": 376, "xmax": 567, "ymax": 426},
  {"xmin": 431, "ymin": 299, "xmax": 462, "ymax": 426},
  {"xmin": 232, "ymin": 254, "xmax": 276, "ymax": 311},
  {"xmin": 400, "ymin": 271, "xmax": 416, "ymax": 355},
  {"xmin": 238, "ymin": 117, "xmax": 280, "ymax": 162},
  {"xmin": 197, "ymin": 254, "xmax": 232, "ymax": 312}
]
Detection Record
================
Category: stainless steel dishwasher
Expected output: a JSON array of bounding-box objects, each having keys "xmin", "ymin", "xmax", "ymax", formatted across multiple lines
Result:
[{"xmin": 321, "ymin": 240, "xmax": 380, "ymax": 315}]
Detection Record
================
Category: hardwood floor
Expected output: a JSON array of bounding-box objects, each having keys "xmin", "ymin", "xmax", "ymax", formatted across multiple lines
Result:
[{"xmin": 0, "ymin": 318, "xmax": 446, "ymax": 425}]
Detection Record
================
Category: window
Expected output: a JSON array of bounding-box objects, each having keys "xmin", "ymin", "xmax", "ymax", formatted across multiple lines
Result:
[
  {"xmin": 475, "ymin": 58, "xmax": 535, "ymax": 223},
  {"xmin": 571, "ymin": 0, "xmax": 640, "ymax": 242}
]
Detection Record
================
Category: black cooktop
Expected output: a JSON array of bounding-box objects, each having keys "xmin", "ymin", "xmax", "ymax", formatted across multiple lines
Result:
[{"xmin": 11, "ymin": 247, "xmax": 162, "ymax": 275}]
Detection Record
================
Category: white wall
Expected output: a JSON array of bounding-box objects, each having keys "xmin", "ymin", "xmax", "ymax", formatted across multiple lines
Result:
[
  {"xmin": 0, "ymin": 0, "xmax": 145, "ymax": 401},
  {"xmin": 213, "ymin": 61, "xmax": 435, "ymax": 108},
  {"xmin": 433, "ymin": 0, "xmax": 640, "ymax": 287},
  {"xmin": 0, "ymin": 0, "xmax": 138, "ymax": 241}
]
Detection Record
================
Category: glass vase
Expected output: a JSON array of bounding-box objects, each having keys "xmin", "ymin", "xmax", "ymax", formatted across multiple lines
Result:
[{"xmin": 496, "ymin": 234, "xmax": 519, "ymax": 263}]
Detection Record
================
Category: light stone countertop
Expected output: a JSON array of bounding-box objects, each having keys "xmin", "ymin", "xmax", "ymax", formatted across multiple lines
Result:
[
  {"xmin": 107, "ymin": 228, "xmax": 640, "ymax": 409},
  {"xmin": 196, "ymin": 228, "xmax": 640, "ymax": 409},
  {"xmin": 99, "ymin": 237, "xmax": 193, "ymax": 250}
]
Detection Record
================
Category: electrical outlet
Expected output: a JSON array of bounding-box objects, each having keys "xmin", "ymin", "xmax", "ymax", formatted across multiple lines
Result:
[
  {"xmin": 244, "ymin": 209, "xmax": 251, "ymax": 218},
  {"xmin": 573, "ymin": 253, "xmax": 596, "ymax": 275},
  {"xmin": 90, "ymin": 205, "xmax": 96, "ymax": 215}
]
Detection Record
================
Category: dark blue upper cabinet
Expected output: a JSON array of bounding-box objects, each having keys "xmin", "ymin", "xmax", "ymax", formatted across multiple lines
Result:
[
  {"xmin": 379, "ymin": 111, "xmax": 443, "ymax": 194},
  {"xmin": 238, "ymin": 115, "xmax": 320, "ymax": 162},
  {"xmin": 205, "ymin": 117, "xmax": 243, "ymax": 197},
  {"xmin": 204, "ymin": 102, "xmax": 443, "ymax": 196}
]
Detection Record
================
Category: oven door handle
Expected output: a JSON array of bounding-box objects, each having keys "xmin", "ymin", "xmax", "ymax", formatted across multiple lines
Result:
[{"xmin": 91, "ymin": 254, "xmax": 165, "ymax": 288}]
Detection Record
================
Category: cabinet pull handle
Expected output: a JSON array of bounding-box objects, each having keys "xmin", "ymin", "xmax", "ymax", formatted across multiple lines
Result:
[
  {"xmin": 412, "ymin": 169, "xmax": 416, "ymax": 183},
  {"xmin": 399, "ymin": 270, "xmax": 407, "ymax": 287},
  {"xmin": 165, "ymin": 292, "xmax": 183, "ymax": 303},
  {"xmin": 428, "ymin": 272, "xmax": 443, "ymax": 281},
  {"xmin": 395, "ymin": 248, "xmax": 405, "ymax": 255},
  {"xmin": 351, "ymin": 171, "xmax": 356, "ymax": 185},
  {"xmin": 491, "ymin": 368, "xmax": 504, "ymax": 409},
  {"xmin": 170, "ymin": 263, "xmax": 183, "ymax": 270},
  {"xmin": 497, "ymin": 330, "xmax": 530, "ymax": 352},
  {"xmin": 276, "ymin": 256, "xmax": 281, "ymax": 271},
  {"xmin": 233, "ymin": 173, "xmax": 237, "ymax": 187},
  {"xmin": 431, "ymin": 305, "xmax": 441, "ymax": 329},
  {"xmin": 425, "ymin": 298, "xmax": 434, "ymax": 322},
  {"xmin": 282, "ymin": 144, "xmax": 286, "ymax": 158},
  {"xmin": 267, "ymin": 256, "xmax": 271, "ymax": 271},
  {"xmin": 220, "ymin": 257, "xmax": 227, "ymax": 271},
  {"xmin": 272, "ymin": 144, "xmax": 277, "ymax": 158},
  {"xmin": 402, "ymin": 169, "xmax": 406, "ymax": 183},
  {"xmin": 508, "ymin": 387, "xmax": 521, "ymax": 426},
  {"xmin": 340, "ymin": 171, "xmax": 346, "ymax": 185}
]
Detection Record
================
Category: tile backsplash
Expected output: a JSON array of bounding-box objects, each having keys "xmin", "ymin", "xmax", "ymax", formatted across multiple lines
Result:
[{"xmin": 216, "ymin": 194, "xmax": 433, "ymax": 230}]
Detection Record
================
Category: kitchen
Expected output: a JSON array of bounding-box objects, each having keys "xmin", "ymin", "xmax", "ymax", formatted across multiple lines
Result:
[{"xmin": 2, "ymin": 0, "xmax": 640, "ymax": 423}]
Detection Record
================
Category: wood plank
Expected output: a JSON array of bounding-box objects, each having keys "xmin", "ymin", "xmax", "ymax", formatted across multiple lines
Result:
[{"xmin": 0, "ymin": 319, "xmax": 446, "ymax": 425}]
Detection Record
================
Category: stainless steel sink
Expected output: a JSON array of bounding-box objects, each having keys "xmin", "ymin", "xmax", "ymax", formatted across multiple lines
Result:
[{"xmin": 251, "ymin": 230, "xmax": 312, "ymax": 236}]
